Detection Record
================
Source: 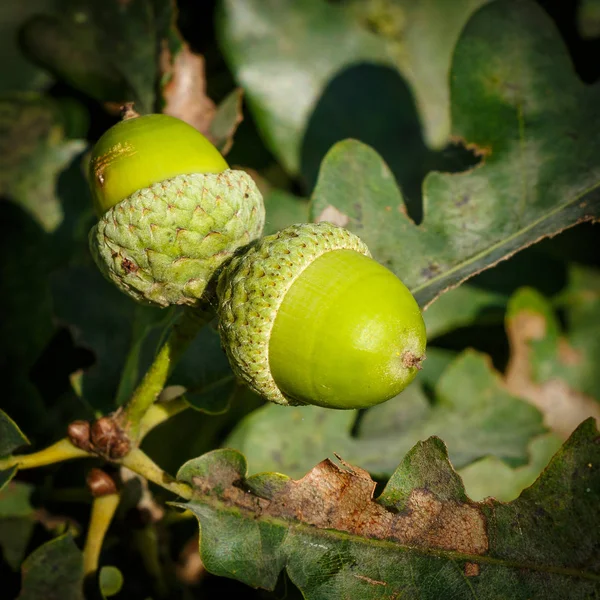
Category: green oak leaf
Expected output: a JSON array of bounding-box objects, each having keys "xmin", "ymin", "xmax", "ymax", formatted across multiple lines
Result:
[
  {"xmin": 0, "ymin": 481, "xmax": 36, "ymax": 570},
  {"xmin": 0, "ymin": 0, "xmax": 53, "ymax": 92},
  {"xmin": 0, "ymin": 468, "xmax": 19, "ymax": 495},
  {"xmin": 178, "ymin": 419, "xmax": 600, "ymax": 598},
  {"xmin": 0, "ymin": 518, "xmax": 36, "ymax": 571},
  {"xmin": 17, "ymin": 534, "xmax": 83, "ymax": 600},
  {"xmin": 20, "ymin": 0, "xmax": 173, "ymax": 113},
  {"xmin": 225, "ymin": 350, "xmax": 545, "ymax": 480},
  {"xmin": 504, "ymin": 271, "xmax": 600, "ymax": 440},
  {"xmin": 218, "ymin": 0, "xmax": 488, "ymax": 176},
  {"xmin": 0, "ymin": 481, "xmax": 34, "ymax": 518},
  {"xmin": 423, "ymin": 284, "xmax": 507, "ymax": 339},
  {"xmin": 263, "ymin": 188, "xmax": 309, "ymax": 236},
  {"xmin": 113, "ymin": 304, "xmax": 174, "ymax": 407},
  {"xmin": 550, "ymin": 265, "xmax": 600, "ymax": 399},
  {"xmin": 348, "ymin": 0, "xmax": 491, "ymax": 149},
  {"xmin": 459, "ymin": 433, "xmax": 563, "ymax": 502},
  {"xmin": 0, "ymin": 410, "xmax": 29, "ymax": 459},
  {"xmin": 0, "ymin": 94, "xmax": 86, "ymax": 232},
  {"xmin": 310, "ymin": 1, "xmax": 600, "ymax": 307},
  {"xmin": 169, "ymin": 321, "xmax": 237, "ymax": 415}
]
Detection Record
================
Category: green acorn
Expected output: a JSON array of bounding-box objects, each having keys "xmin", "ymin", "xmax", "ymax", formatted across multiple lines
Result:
[
  {"xmin": 217, "ymin": 222, "xmax": 427, "ymax": 410},
  {"xmin": 88, "ymin": 113, "xmax": 265, "ymax": 307}
]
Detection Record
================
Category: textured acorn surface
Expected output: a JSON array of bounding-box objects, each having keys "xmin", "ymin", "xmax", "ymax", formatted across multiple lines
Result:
[
  {"xmin": 217, "ymin": 222, "xmax": 370, "ymax": 405},
  {"xmin": 90, "ymin": 170, "xmax": 265, "ymax": 307},
  {"xmin": 269, "ymin": 249, "xmax": 427, "ymax": 409},
  {"xmin": 89, "ymin": 113, "xmax": 228, "ymax": 216}
]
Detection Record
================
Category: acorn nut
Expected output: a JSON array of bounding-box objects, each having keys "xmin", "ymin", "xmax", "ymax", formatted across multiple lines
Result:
[
  {"xmin": 88, "ymin": 113, "xmax": 265, "ymax": 307},
  {"xmin": 217, "ymin": 222, "xmax": 427, "ymax": 410}
]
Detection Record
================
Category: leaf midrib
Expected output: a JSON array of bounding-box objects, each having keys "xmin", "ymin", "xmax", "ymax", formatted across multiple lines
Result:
[
  {"xmin": 183, "ymin": 494, "xmax": 600, "ymax": 583},
  {"xmin": 412, "ymin": 180, "xmax": 600, "ymax": 305}
]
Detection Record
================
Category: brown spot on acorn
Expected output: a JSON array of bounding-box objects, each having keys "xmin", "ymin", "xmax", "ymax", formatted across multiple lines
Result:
[
  {"xmin": 402, "ymin": 351, "xmax": 424, "ymax": 370},
  {"xmin": 121, "ymin": 258, "xmax": 138, "ymax": 274}
]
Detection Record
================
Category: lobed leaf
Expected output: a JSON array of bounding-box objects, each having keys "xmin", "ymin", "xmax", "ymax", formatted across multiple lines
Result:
[
  {"xmin": 505, "ymin": 270, "xmax": 600, "ymax": 440},
  {"xmin": 218, "ymin": 0, "xmax": 488, "ymax": 176},
  {"xmin": 178, "ymin": 420, "xmax": 600, "ymax": 599},
  {"xmin": 0, "ymin": 94, "xmax": 86, "ymax": 232},
  {"xmin": 0, "ymin": 481, "xmax": 36, "ymax": 570},
  {"xmin": 17, "ymin": 534, "xmax": 83, "ymax": 600},
  {"xmin": 310, "ymin": 1, "xmax": 600, "ymax": 307},
  {"xmin": 226, "ymin": 350, "xmax": 546, "ymax": 480}
]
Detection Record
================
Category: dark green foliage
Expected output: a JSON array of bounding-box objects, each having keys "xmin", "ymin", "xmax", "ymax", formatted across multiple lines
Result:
[{"xmin": 0, "ymin": 0, "xmax": 598, "ymax": 598}]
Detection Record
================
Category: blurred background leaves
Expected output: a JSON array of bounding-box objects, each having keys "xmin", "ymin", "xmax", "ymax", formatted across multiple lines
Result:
[{"xmin": 0, "ymin": 0, "xmax": 599, "ymax": 597}]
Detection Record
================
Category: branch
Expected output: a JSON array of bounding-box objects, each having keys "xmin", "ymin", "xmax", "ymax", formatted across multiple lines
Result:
[
  {"xmin": 0, "ymin": 438, "xmax": 89, "ymax": 471},
  {"xmin": 119, "ymin": 448, "xmax": 192, "ymax": 500},
  {"xmin": 118, "ymin": 304, "xmax": 214, "ymax": 437},
  {"xmin": 83, "ymin": 469, "xmax": 121, "ymax": 577}
]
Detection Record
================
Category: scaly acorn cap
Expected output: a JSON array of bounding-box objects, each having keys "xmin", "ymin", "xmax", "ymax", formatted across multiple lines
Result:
[
  {"xmin": 217, "ymin": 221, "xmax": 426, "ymax": 409},
  {"xmin": 90, "ymin": 170, "xmax": 264, "ymax": 307},
  {"xmin": 87, "ymin": 113, "xmax": 265, "ymax": 307},
  {"xmin": 217, "ymin": 222, "xmax": 367, "ymax": 405}
]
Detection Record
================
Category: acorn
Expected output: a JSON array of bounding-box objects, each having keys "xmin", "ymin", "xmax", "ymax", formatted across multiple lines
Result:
[
  {"xmin": 88, "ymin": 112, "xmax": 265, "ymax": 307},
  {"xmin": 217, "ymin": 222, "xmax": 427, "ymax": 410}
]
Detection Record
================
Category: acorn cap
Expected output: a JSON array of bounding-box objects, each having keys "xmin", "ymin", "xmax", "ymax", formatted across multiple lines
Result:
[
  {"xmin": 90, "ymin": 170, "xmax": 265, "ymax": 308},
  {"xmin": 217, "ymin": 222, "xmax": 370, "ymax": 405}
]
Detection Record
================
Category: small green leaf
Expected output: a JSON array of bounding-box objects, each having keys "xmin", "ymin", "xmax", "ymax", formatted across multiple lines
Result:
[
  {"xmin": 181, "ymin": 420, "xmax": 600, "ymax": 598},
  {"xmin": 178, "ymin": 447, "xmax": 248, "ymax": 487},
  {"xmin": 423, "ymin": 284, "xmax": 507, "ymax": 339},
  {"xmin": 226, "ymin": 350, "xmax": 546, "ymax": 479},
  {"xmin": 0, "ymin": 481, "xmax": 34, "ymax": 518},
  {"xmin": 263, "ymin": 188, "xmax": 309, "ymax": 236},
  {"xmin": 114, "ymin": 304, "xmax": 173, "ymax": 407},
  {"xmin": 460, "ymin": 433, "xmax": 563, "ymax": 501},
  {"xmin": 0, "ymin": 94, "xmax": 86, "ymax": 232},
  {"xmin": 0, "ymin": 410, "xmax": 29, "ymax": 458},
  {"xmin": 0, "ymin": 467, "xmax": 19, "ymax": 494},
  {"xmin": 504, "ymin": 273, "xmax": 600, "ymax": 440},
  {"xmin": 170, "ymin": 324, "xmax": 237, "ymax": 415},
  {"xmin": 183, "ymin": 376, "xmax": 236, "ymax": 415},
  {"xmin": 18, "ymin": 534, "xmax": 83, "ymax": 600},
  {"xmin": 310, "ymin": 1, "xmax": 600, "ymax": 307},
  {"xmin": 99, "ymin": 565, "xmax": 124, "ymax": 598},
  {"xmin": 0, "ymin": 518, "xmax": 36, "ymax": 571},
  {"xmin": 0, "ymin": 481, "xmax": 36, "ymax": 570},
  {"xmin": 550, "ymin": 265, "xmax": 600, "ymax": 398}
]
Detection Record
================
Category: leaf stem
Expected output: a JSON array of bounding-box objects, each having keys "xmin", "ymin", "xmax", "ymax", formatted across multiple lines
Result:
[
  {"xmin": 0, "ymin": 438, "xmax": 89, "ymax": 471},
  {"xmin": 134, "ymin": 526, "xmax": 169, "ymax": 597},
  {"xmin": 119, "ymin": 448, "xmax": 192, "ymax": 500},
  {"xmin": 137, "ymin": 397, "xmax": 189, "ymax": 440},
  {"xmin": 120, "ymin": 304, "xmax": 214, "ymax": 437},
  {"xmin": 83, "ymin": 491, "xmax": 120, "ymax": 576}
]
